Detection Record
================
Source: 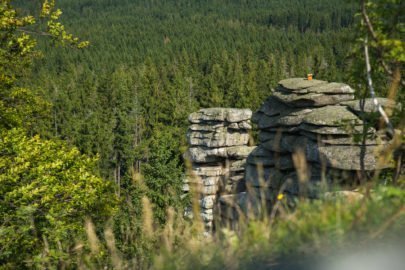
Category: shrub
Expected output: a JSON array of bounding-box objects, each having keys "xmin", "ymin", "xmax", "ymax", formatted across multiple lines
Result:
[{"xmin": 0, "ymin": 129, "xmax": 117, "ymax": 269}]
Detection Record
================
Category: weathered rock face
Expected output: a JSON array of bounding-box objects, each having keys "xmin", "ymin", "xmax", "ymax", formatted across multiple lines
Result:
[
  {"xmin": 247, "ymin": 77, "xmax": 397, "ymax": 210},
  {"xmin": 302, "ymin": 106, "xmax": 362, "ymax": 126},
  {"xmin": 189, "ymin": 108, "xmax": 252, "ymax": 123},
  {"xmin": 273, "ymin": 91, "xmax": 354, "ymax": 107},
  {"xmin": 183, "ymin": 78, "xmax": 401, "ymax": 232},
  {"xmin": 187, "ymin": 129, "xmax": 250, "ymax": 148},
  {"xmin": 183, "ymin": 108, "xmax": 254, "ymax": 231},
  {"xmin": 341, "ymin": 98, "xmax": 398, "ymax": 114},
  {"xmin": 278, "ymin": 78, "xmax": 328, "ymax": 90},
  {"xmin": 273, "ymin": 78, "xmax": 355, "ymax": 107}
]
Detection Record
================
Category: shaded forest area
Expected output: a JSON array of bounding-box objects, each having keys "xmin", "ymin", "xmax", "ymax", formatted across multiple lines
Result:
[{"xmin": 20, "ymin": 0, "xmax": 356, "ymax": 193}]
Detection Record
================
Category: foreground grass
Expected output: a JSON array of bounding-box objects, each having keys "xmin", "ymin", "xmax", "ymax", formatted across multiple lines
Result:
[
  {"xmin": 51, "ymin": 184, "xmax": 403, "ymax": 270},
  {"xmin": 3, "ymin": 181, "xmax": 403, "ymax": 269},
  {"xmin": 152, "ymin": 186, "xmax": 404, "ymax": 270}
]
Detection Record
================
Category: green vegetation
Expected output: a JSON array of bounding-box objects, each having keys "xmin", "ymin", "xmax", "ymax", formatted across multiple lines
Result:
[
  {"xmin": 0, "ymin": 0, "xmax": 403, "ymax": 269},
  {"xmin": 26, "ymin": 0, "xmax": 358, "ymax": 186},
  {"xmin": 0, "ymin": 1, "xmax": 113, "ymax": 268},
  {"xmin": 0, "ymin": 128, "xmax": 115, "ymax": 268},
  {"xmin": 154, "ymin": 187, "xmax": 404, "ymax": 269}
]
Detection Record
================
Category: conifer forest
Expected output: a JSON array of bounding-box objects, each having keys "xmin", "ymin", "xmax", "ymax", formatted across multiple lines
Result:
[{"xmin": 1, "ymin": 0, "xmax": 403, "ymax": 269}]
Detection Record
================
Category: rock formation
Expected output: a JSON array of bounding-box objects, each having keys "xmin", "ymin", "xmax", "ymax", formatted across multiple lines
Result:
[
  {"xmin": 184, "ymin": 78, "xmax": 401, "ymax": 232},
  {"xmin": 247, "ymin": 77, "xmax": 397, "ymax": 208},
  {"xmin": 183, "ymin": 108, "xmax": 255, "ymax": 231}
]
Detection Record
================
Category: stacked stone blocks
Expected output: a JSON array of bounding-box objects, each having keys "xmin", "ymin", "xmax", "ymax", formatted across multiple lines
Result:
[
  {"xmin": 184, "ymin": 108, "xmax": 255, "ymax": 230},
  {"xmin": 247, "ymin": 78, "xmax": 397, "ymax": 207}
]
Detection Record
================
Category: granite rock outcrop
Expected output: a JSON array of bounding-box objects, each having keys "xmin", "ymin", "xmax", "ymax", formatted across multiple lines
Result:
[
  {"xmin": 183, "ymin": 108, "xmax": 255, "ymax": 231},
  {"xmin": 247, "ymin": 78, "xmax": 397, "ymax": 207},
  {"xmin": 184, "ymin": 78, "xmax": 401, "ymax": 232}
]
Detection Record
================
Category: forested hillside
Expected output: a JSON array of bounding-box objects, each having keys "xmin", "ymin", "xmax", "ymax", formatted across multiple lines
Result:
[
  {"xmin": 2, "ymin": 1, "xmax": 404, "ymax": 268},
  {"xmin": 20, "ymin": 0, "xmax": 357, "ymax": 189}
]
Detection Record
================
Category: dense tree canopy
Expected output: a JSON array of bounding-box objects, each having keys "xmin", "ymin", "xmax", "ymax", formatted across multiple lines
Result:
[
  {"xmin": 23, "ymin": 0, "xmax": 359, "ymax": 188},
  {"xmin": 1, "ymin": 0, "xmax": 403, "ymax": 268}
]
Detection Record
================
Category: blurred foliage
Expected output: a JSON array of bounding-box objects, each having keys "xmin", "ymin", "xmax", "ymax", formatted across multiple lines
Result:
[
  {"xmin": 0, "ymin": 128, "xmax": 117, "ymax": 269},
  {"xmin": 11, "ymin": 186, "xmax": 402, "ymax": 269},
  {"xmin": 0, "ymin": 2, "xmax": 115, "ymax": 268},
  {"xmin": 153, "ymin": 187, "xmax": 404, "ymax": 270},
  {"xmin": 348, "ymin": 0, "xmax": 404, "ymax": 103}
]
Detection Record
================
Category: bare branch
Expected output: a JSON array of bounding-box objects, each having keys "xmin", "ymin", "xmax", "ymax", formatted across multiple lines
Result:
[
  {"xmin": 361, "ymin": 0, "xmax": 405, "ymax": 86},
  {"xmin": 361, "ymin": 0, "xmax": 378, "ymax": 41},
  {"xmin": 364, "ymin": 36, "xmax": 394, "ymax": 137}
]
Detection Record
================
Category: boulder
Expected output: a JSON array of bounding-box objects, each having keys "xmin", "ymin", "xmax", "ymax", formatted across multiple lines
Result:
[
  {"xmin": 186, "ymin": 147, "xmax": 228, "ymax": 163},
  {"xmin": 341, "ymin": 98, "xmax": 399, "ymax": 117},
  {"xmin": 303, "ymin": 106, "xmax": 362, "ymax": 126},
  {"xmin": 278, "ymin": 79, "xmax": 354, "ymax": 95},
  {"xmin": 306, "ymin": 145, "xmax": 394, "ymax": 171},
  {"xmin": 299, "ymin": 123, "xmax": 368, "ymax": 135},
  {"xmin": 257, "ymin": 96, "xmax": 292, "ymax": 116},
  {"xmin": 187, "ymin": 129, "xmax": 250, "ymax": 147},
  {"xmin": 189, "ymin": 123, "xmax": 225, "ymax": 131},
  {"xmin": 305, "ymin": 82, "xmax": 355, "ymax": 94},
  {"xmin": 258, "ymin": 108, "xmax": 311, "ymax": 129},
  {"xmin": 228, "ymin": 121, "xmax": 252, "ymax": 130},
  {"xmin": 299, "ymin": 131, "xmax": 384, "ymax": 146},
  {"xmin": 186, "ymin": 146, "xmax": 253, "ymax": 163},
  {"xmin": 276, "ymin": 109, "xmax": 312, "ymax": 126},
  {"xmin": 273, "ymin": 90, "xmax": 354, "ymax": 107},
  {"xmin": 320, "ymin": 136, "xmax": 386, "ymax": 146},
  {"xmin": 186, "ymin": 107, "xmax": 253, "ymax": 232},
  {"xmin": 300, "ymin": 130, "xmax": 348, "ymax": 140},
  {"xmin": 191, "ymin": 165, "xmax": 224, "ymax": 177},
  {"xmin": 226, "ymin": 146, "xmax": 256, "ymax": 159},
  {"xmin": 260, "ymin": 134, "xmax": 315, "ymax": 154},
  {"xmin": 278, "ymin": 78, "xmax": 328, "ymax": 90},
  {"xmin": 189, "ymin": 108, "xmax": 252, "ymax": 123}
]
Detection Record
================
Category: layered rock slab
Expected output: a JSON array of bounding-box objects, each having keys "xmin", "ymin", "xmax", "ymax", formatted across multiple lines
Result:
[
  {"xmin": 184, "ymin": 108, "xmax": 254, "ymax": 231},
  {"xmin": 247, "ymin": 78, "xmax": 397, "ymax": 212}
]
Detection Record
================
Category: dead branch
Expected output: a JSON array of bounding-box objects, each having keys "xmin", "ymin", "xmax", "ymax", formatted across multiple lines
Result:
[
  {"xmin": 364, "ymin": 36, "xmax": 394, "ymax": 137},
  {"xmin": 361, "ymin": 0, "xmax": 404, "ymax": 86}
]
